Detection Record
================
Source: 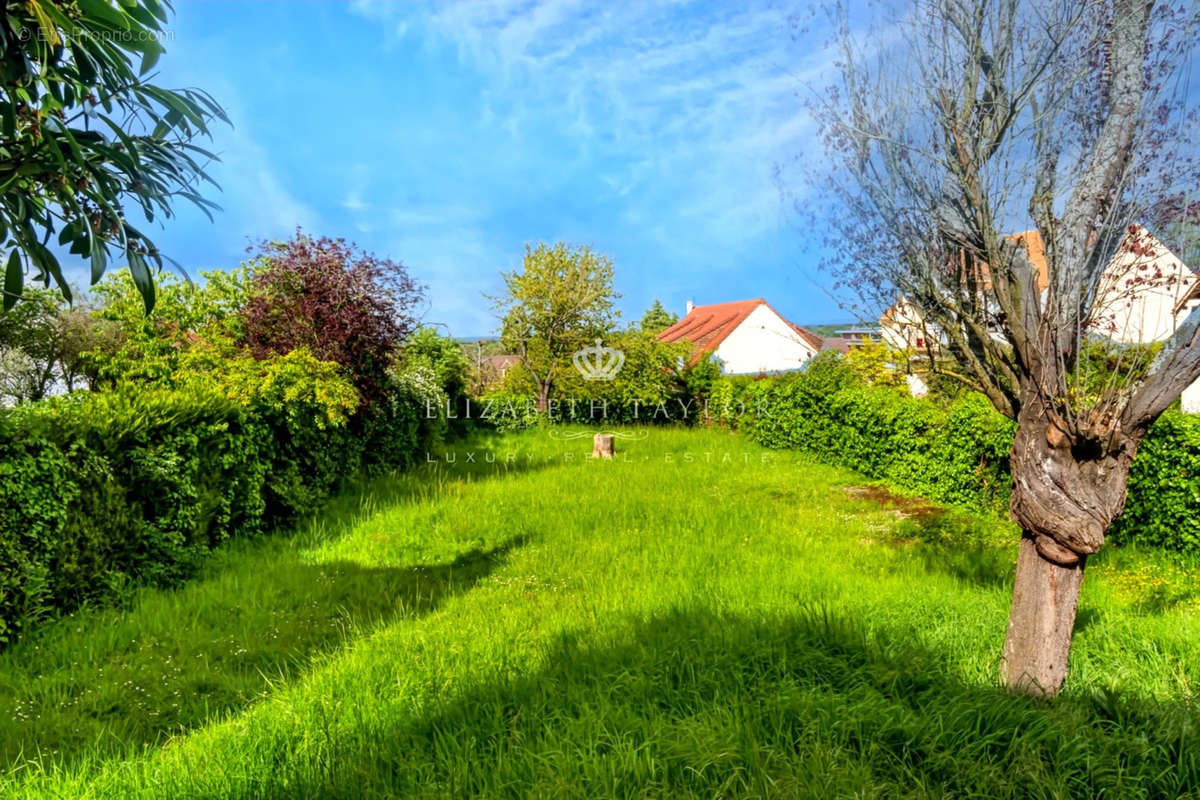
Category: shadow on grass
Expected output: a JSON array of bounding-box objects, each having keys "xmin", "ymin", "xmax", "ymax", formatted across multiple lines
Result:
[
  {"xmin": 912, "ymin": 538, "xmax": 1015, "ymax": 590},
  {"xmin": 264, "ymin": 607, "xmax": 1200, "ymax": 799},
  {"xmin": 0, "ymin": 426, "xmax": 563, "ymax": 773},
  {"xmin": 304, "ymin": 439, "xmax": 561, "ymax": 548},
  {"xmin": 0, "ymin": 537, "xmax": 525, "ymax": 771},
  {"xmin": 849, "ymin": 485, "xmax": 1016, "ymax": 591}
]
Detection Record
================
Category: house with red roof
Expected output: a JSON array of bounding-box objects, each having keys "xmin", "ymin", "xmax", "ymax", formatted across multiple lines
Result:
[
  {"xmin": 658, "ymin": 298, "xmax": 822, "ymax": 375},
  {"xmin": 877, "ymin": 226, "xmax": 1200, "ymax": 408},
  {"xmin": 880, "ymin": 226, "xmax": 1200, "ymax": 352}
]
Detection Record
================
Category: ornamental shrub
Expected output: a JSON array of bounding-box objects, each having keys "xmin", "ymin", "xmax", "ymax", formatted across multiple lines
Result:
[{"xmin": 241, "ymin": 232, "xmax": 424, "ymax": 402}]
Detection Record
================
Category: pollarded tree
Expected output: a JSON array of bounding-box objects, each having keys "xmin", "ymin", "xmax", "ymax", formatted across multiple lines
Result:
[
  {"xmin": 0, "ymin": 0, "xmax": 227, "ymax": 312},
  {"xmin": 807, "ymin": 0, "xmax": 1200, "ymax": 695},
  {"xmin": 491, "ymin": 242, "xmax": 619, "ymax": 413}
]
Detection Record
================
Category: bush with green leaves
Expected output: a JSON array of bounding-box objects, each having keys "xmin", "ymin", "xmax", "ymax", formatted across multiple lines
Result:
[
  {"xmin": 0, "ymin": 387, "xmax": 261, "ymax": 644},
  {"xmin": 392, "ymin": 327, "xmax": 470, "ymax": 403},
  {"xmin": 390, "ymin": 326, "xmax": 472, "ymax": 441},
  {"xmin": 358, "ymin": 374, "xmax": 432, "ymax": 473},
  {"xmin": 0, "ymin": 344, "xmax": 430, "ymax": 646},
  {"xmin": 1110, "ymin": 409, "xmax": 1200, "ymax": 554},
  {"xmin": 83, "ymin": 267, "xmax": 250, "ymax": 388},
  {"xmin": 717, "ymin": 367, "xmax": 1015, "ymax": 511},
  {"xmin": 476, "ymin": 389, "xmax": 544, "ymax": 432}
]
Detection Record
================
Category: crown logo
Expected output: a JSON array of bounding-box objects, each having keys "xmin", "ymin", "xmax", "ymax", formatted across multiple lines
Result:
[{"xmin": 572, "ymin": 339, "xmax": 625, "ymax": 381}]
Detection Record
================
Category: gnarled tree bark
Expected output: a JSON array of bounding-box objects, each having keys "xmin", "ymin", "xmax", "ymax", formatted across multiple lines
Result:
[{"xmin": 1002, "ymin": 390, "xmax": 1139, "ymax": 694}]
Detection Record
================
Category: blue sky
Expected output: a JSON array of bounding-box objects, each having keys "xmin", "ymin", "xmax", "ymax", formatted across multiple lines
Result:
[{"xmin": 128, "ymin": 0, "xmax": 845, "ymax": 337}]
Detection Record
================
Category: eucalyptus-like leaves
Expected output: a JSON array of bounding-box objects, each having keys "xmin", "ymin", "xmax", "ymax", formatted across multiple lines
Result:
[{"xmin": 0, "ymin": 0, "xmax": 228, "ymax": 312}]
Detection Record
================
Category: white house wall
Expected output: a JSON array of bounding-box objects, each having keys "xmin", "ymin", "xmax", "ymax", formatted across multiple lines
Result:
[
  {"xmin": 881, "ymin": 298, "xmax": 935, "ymax": 351},
  {"xmin": 1183, "ymin": 380, "xmax": 1200, "ymax": 414},
  {"xmin": 714, "ymin": 304, "xmax": 818, "ymax": 374},
  {"xmin": 1089, "ymin": 237, "xmax": 1197, "ymax": 344}
]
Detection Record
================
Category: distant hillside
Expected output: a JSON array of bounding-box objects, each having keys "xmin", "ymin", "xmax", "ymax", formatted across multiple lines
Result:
[{"xmin": 807, "ymin": 323, "xmax": 857, "ymax": 338}]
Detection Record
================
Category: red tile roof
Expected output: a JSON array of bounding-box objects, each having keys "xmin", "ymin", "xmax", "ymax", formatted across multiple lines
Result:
[
  {"xmin": 820, "ymin": 336, "xmax": 852, "ymax": 354},
  {"xmin": 658, "ymin": 298, "xmax": 823, "ymax": 356},
  {"xmin": 1006, "ymin": 230, "xmax": 1050, "ymax": 291}
]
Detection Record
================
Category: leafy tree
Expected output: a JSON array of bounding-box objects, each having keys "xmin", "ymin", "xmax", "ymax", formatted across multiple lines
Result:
[
  {"xmin": 391, "ymin": 326, "xmax": 471, "ymax": 404},
  {"xmin": 241, "ymin": 232, "xmax": 423, "ymax": 402},
  {"xmin": 844, "ymin": 341, "xmax": 906, "ymax": 389},
  {"xmin": 85, "ymin": 267, "xmax": 247, "ymax": 387},
  {"xmin": 0, "ymin": 0, "xmax": 228, "ymax": 311},
  {"xmin": 640, "ymin": 299, "xmax": 678, "ymax": 332},
  {"xmin": 0, "ymin": 288, "xmax": 63, "ymax": 401},
  {"xmin": 490, "ymin": 241, "xmax": 619, "ymax": 412},
  {"xmin": 548, "ymin": 328, "xmax": 692, "ymax": 419},
  {"xmin": 809, "ymin": 0, "xmax": 1199, "ymax": 694},
  {"xmin": 0, "ymin": 286, "xmax": 112, "ymax": 401}
]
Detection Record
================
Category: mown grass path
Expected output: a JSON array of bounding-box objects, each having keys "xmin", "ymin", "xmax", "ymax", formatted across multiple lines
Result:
[{"xmin": 2, "ymin": 427, "xmax": 1199, "ymax": 797}]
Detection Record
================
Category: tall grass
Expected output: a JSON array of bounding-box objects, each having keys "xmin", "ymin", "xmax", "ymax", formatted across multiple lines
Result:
[{"xmin": 1, "ymin": 426, "xmax": 1198, "ymax": 797}]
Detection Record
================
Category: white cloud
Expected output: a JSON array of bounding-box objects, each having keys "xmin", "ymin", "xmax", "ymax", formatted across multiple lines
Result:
[
  {"xmin": 353, "ymin": 0, "xmax": 830, "ymax": 247},
  {"xmin": 342, "ymin": 163, "xmax": 371, "ymax": 212}
]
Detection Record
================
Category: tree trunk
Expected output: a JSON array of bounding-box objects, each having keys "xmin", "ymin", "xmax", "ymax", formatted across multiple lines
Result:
[
  {"xmin": 1001, "ymin": 393, "xmax": 1138, "ymax": 696},
  {"xmin": 535, "ymin": 382, "xmax": 551, "ymax": 414},
  {"xmin": 1000, "ymin": 534, "xmax": 1086, "ymax": 696},
  {"xmin": 592, "ymin": 433, "xmax": 615, "ymax": 459}
]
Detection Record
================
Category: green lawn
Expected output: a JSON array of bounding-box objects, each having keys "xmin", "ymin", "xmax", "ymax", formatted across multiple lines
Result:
[{"xmin": 2, "ymin": 427, "xmax": 1199, "ymax": 797}]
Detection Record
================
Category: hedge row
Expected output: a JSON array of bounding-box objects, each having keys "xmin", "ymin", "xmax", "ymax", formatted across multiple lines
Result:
[
  {"xmin": 1117, "ymin": 412, "xmax": 1200, "ymax": 554},
  {"xmin": 711, "ymin": 366, "xmax": 1200, "ymax": 556},
  {"xmin": 0, "ymin": 361, "xmax": 428, "ymax": 646}
]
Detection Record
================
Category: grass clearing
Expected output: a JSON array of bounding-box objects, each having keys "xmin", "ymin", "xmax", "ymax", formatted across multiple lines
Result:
[{"xmin": 2, "ymin": 426, "xmax": 1199, "ymax": 797}]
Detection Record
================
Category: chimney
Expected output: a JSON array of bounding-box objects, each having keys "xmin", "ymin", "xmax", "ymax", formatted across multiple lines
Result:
[{"xmin": 685, "ymin": 300, "xmax": 694, "ymax": 315}]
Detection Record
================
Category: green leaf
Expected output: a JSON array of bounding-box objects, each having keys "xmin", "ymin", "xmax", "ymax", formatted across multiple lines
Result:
[
  {"xmin": 75, "ymin": 0, "xmax": 132, "ymax": 30},
  {"xmin": 139, "ymin": 43, "xmax": 163, "ymax": 75},
  {"xmin": 3, "ymin": 249, "xmax": 22, "ymax": 311},
  {"xmin": 57, "ymin": 219, "xmax": 81, "ymax": 246},
  {"xmin": 143, "ymin": 0, "xmax": 169, "ymax": 24},
  {"xmin": 128, "ymin": 249, "xmax": 155, "ymax": 313},
  {"xmin": 30, "ymin": 242, "xmax": 70, "ymax": 304},
  {"xmin": 0, "ymin": 101, "xmax": 13, "ymax": 139},
  {"xmin": 90, "ymin": 236, "xmax": 107, "ymax": 285}
]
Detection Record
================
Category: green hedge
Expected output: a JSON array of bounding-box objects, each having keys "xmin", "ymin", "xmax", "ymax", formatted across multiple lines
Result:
[
  {"xmin": 1115, "ymin": 411, "xmax": 1200, "ymax": 554},
  {"xmin": 713, "ymin": 367, "xmax": 1200, "ymax": 556},
  {"xmin": 0, "ymin": 374, "xmax": 424, "ymax": 646}
]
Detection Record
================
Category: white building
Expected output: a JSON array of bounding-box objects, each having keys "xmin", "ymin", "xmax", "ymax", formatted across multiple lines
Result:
[
  {"xmin": 658, "ymin": 298, "xmax": 822, "ymax": 375},
  {"xmin": 880, "ymin": 296, "xmax": 939, "ymax": 356},
  {"xmin": 1087, "ymin": 227, "xmax": 1199, "ymax": 343},
  {"xmin": 879, "ymin": 227, "xmax": 1200, "ymax": 408}
]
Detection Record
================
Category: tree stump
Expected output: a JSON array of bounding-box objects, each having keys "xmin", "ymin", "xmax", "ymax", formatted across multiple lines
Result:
[{"xmin": 592, "ymin": 433, "xmax": 615, "ymax": 459}]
